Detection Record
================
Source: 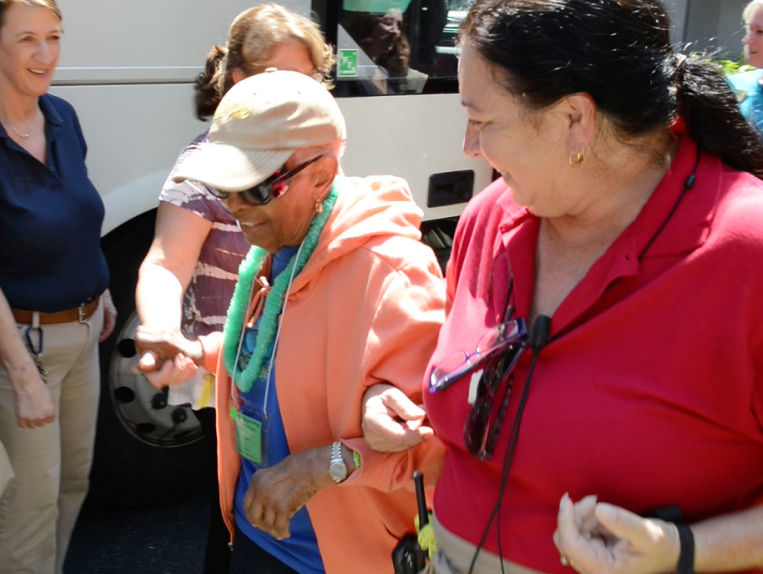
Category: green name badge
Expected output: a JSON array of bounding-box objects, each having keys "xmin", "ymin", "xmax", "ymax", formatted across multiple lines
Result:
[{"xmin": 231, "ymin": 407, "xmax": 262, "ymax": 464}]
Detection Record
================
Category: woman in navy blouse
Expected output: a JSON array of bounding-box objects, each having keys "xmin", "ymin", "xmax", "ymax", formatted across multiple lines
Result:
[{"xmin": 0, "ymin": 2, "xmax": 116, "ymax": 572}]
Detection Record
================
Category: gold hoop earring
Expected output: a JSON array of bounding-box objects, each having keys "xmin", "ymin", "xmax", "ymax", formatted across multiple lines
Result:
[
  {"xmin": 568, "ymin": 150, "xmax": 585, "ymax": 167},
  {"xmin": 314, "ymin": 200, "xmax": 323, "ymax": 214}
]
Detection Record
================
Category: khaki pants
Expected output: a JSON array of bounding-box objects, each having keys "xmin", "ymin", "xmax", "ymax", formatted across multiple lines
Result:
[
  {"xmin": 0, "ymin": 305, "xmax": 103, "ymax": 574},
  {"xmin": 424, "ymin": 513, "xmax": 545, "ymax": 574}
]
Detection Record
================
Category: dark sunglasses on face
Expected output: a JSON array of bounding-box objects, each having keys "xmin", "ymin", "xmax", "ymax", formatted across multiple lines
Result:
[{"xmin": 209, "ymin": 155, "xmax": 324, "ymax": 205}]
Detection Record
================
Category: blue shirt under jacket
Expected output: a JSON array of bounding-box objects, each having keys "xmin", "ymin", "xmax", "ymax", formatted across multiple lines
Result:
[{"xmin": 0, "ymin": 94, "xmax": 109, "ymax": 312}]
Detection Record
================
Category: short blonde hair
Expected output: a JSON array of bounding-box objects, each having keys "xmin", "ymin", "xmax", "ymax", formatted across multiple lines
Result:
[
  {"xmin": 194, "ymin": 3, "xmax": 334, "ymax": 120},
  {"xmin": 230, "ymin": 4, "xmax": 333, "ymax": 85},
  {"xmin": 743, "ymin": 0, "xmax": 763, "ymax": 24},
  {"xmin": 0, "ymin": 0, "xmax": 61, "ymax": 28}
]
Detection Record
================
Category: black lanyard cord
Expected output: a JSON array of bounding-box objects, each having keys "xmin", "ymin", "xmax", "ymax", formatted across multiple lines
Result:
[{"xmin": 468, "ymin": 315, "xmax": 551, "ymax": 574}]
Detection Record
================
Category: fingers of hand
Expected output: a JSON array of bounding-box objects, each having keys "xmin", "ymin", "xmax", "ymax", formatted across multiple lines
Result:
[
  {"xmin": 137, "ymin": 351, "xmax": 158, "ymax": 372},
  {"xmin": 595, "ymin": 503, "xmax": 650, "ymax": 547},
  {"xmin": 555, "ymin": 493, "xmax": 606, "ymax": 572},
  {"xmin": 18, "ymin": 404, "xmax": 55, "ymax": 428},
  {"xmin": 243, "ymin": 485, "xmax": 263, "ymax": 528},
  {"xmin": 381, "ymin": 387, "xmax": 426, "ymax": 421},
  {"xmin": 595, "ymin": 502, "xmax": 679, "ymax": 570},
  {"xmin": 18, "ymin": 414, "xmax": 55, "ymax": 428},
  {"xmin": 141, "ymin": 359, "xmax": 177, "ymax": 388},
  {"xmin": 16, "ymin": 387, "xmax": 56, "ymax": 428},
  {"xmin": 364, "ymin": 419, "xmax": 430, "ymax": 452}
]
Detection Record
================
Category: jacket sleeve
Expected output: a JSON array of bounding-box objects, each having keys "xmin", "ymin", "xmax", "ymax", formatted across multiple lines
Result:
[
  {"xmin": 198, "ymin": 331, "xmax": 223, "ymax": 374},
  {"xmin": 339, "ymin": 244, "xmax": 446, "ymax": 493}
]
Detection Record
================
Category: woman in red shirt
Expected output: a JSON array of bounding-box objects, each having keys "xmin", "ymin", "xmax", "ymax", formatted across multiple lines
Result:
[{"xmin": 363, "ymin": 1, "xmax": 763, "ymax": 572}]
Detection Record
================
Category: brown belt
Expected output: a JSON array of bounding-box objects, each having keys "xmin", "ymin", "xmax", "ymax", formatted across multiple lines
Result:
[{"xmin": 11, "ymin": 296, "xmax": 100, "ymax": 325}]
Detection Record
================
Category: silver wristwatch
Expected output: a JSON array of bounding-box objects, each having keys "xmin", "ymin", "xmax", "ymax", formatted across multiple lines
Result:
[{"xmin": 329, "ymin": 441, "xmax": 348, "ymax": 484}]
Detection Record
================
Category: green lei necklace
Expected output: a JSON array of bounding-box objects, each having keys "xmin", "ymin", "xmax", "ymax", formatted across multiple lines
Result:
[{"xmin": 222, "ymin": 186, "xmax": 338, "ymax": 392}]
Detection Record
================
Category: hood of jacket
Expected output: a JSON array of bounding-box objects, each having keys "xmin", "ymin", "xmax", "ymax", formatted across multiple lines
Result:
[{"xmin": 288, "ymin": 174, "xmax": 424, "ymax": 291}]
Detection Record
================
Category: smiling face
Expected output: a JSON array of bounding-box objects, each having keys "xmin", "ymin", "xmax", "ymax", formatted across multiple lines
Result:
[
  {"xmin": 370, "ymin": 9, "xmax": 402, "ymax": 59},
  {"xmin": 0, "ymin": 3, "xmax": 61, "ymax": 99},
  {"xmin": 744, "ymin": 4, "xmax": 763, "ymax": 68},
  {"xmin": 458, "ymin": 43, "xmax": 572, "ymax": 217},
  {"xmin": 222, "ymin": 151, "xmax": 329, "ymax": 253}
]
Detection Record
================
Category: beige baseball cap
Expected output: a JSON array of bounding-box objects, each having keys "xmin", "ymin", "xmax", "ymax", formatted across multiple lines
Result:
[{"xmin": 173, "ymin": 69, "xmax": 346, "ymax": 192}]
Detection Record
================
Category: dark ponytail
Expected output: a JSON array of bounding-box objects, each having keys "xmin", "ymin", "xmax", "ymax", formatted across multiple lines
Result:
[
  {"xmin": 460, "ymin": 0, "xmax": 763, "ymax": 178},
  {"xmin": 194, "ymin": 45, "xmax": 228, "ymax": 121},
  {"xmin": 677, "ymin": 58, "xmax": 763, "ymax": 177}
]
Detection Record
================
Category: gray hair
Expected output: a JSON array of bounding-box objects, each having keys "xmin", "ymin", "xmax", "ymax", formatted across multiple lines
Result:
[{"xmin": 743, "ymin": 0, "xmax": 763, "ymax": 24}]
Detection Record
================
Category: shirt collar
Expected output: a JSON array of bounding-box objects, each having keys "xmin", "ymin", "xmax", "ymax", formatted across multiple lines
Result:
[{"xmin": 494, "ymin": 135, "xmax": 715, "ymax": 330}]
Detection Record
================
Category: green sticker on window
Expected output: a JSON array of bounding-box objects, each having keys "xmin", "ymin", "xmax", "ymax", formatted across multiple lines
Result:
[{"xmin": 338, "ymin": 49, "xmax": 359, "ymax": 78}]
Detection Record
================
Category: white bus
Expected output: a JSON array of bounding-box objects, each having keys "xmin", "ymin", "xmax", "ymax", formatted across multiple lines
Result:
[{"xmin": 52, "ymin": 0, "xmax": 491, "ymax": 506}]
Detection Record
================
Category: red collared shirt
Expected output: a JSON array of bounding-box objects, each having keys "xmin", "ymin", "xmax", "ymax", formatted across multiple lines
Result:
[{"xmin": 424, "ymin": 137, "xmax": 763, "ymax": 574}]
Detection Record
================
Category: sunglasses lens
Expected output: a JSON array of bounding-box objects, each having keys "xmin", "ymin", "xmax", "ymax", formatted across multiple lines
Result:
[
  {"xmin": 463, "ymin": 359, "xmax": 502, "ymax": 458},
  {"xmin": 464, "ymin": 403, "xmax": 491, "ymax": 457},
  {"xmin": 240, "ymin": 183, "xmax": 273, "ymax": 205}
]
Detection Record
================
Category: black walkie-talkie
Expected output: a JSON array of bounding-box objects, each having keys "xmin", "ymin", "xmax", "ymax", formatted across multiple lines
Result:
[{"xmin": 391, "ymin": 471, "xmax": 429, "ymax": 574}]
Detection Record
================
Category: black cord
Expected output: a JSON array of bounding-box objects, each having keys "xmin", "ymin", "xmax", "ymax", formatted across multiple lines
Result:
[
  {"xmin": 638, "ymin": 149, "xmax": 700, "ymax": 260},
  {"xmin": 467, "ymin": 316, "xmax": 550, "ymax": 574}
]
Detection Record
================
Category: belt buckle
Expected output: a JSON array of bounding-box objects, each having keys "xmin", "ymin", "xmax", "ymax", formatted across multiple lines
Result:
[{"xmin": 78, "ymin": 304, "xmax": 87, "ymax": 324}]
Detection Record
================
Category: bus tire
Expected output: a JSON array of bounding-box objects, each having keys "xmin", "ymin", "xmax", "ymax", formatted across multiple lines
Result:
[{"xmin": 90, "ymin": 211, "xmax": 211, "ymax": 507}]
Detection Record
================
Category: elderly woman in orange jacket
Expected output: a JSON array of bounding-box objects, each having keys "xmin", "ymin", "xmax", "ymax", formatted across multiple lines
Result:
[{"xmin": 135, "ymin": 70, "xmax": 445, "ymax": 574}]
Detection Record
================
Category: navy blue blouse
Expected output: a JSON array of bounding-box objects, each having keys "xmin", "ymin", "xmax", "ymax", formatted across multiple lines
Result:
[{"xmin": 0, "ymin": 94, "xmax": 109, "ymax": 312}]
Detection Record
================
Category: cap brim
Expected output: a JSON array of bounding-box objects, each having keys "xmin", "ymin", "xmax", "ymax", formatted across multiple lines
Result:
[{"xmin": 172, "ymin": 142, "xmax": 293, "ymax": 192}]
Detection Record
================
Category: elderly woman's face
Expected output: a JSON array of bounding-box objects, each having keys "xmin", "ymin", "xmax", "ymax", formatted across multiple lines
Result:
[
  {"xmin": 222, "ymin": 153, "xmax": 323, "ymax": 253},
  {"xmin": 458, "ymin": 44, "xmax": 569, "ymax": 217},
  {"xmin": 0, "ymin": 3, "xmax": 60, "ymax": 98},
  {"xmin": 744, "ymin": 5, "xmax": 763, "ymax": 68}
]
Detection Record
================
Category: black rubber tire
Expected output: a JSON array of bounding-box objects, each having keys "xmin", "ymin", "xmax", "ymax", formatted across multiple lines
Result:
[{"xmin": 90, "ymin": 210, "xmax": 211, "ymax": 508}]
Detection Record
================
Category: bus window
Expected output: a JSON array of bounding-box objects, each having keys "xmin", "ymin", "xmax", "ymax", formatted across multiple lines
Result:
[{"xmin": 316, "ymin": 0, "xmax": 465, "ymax": 96}]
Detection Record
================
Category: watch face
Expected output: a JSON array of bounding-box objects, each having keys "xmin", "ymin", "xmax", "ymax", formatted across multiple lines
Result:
[{"xmin": 329, "ymin": 461, "xmax": 347, "ymax": 482}]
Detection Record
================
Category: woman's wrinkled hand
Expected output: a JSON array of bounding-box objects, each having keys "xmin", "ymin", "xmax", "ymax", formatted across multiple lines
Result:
[
  {"xmin": 134, "ymin": 325, "xmax": 203, "ymax": 373},
  {"xmin": 139, "ymin": 352, "xmax": 198, "ymax": 389},
  {"xmin": 361, "ymin": 383, "xmax": 433, "ymax": 452},
  {"xmin": 553, "ymin": 493, "xmax": 680, "ymax": 574},
  {"xmin": 242, "ymin": 447, "xmax": 331, "ymax": 540},
  {"xmin": 98, "ymin": 289, "xmax": 118, "ymax": 342}
]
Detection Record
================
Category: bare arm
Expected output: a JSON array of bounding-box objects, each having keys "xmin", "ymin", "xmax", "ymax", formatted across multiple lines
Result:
[
  {"xmin": 135, "ymin": 201, "xmax": 211, "ymax": 370},
  {"xmin": 135, "ymin": 201, "xmax": 212, "ymax": 330},
  {"xmin": 0, "ymin": 288, "xmax": 54, "ymax": 428},
  {"xmin": 693, "ymin": 504, "xmax": 763, "ymax": 571}
]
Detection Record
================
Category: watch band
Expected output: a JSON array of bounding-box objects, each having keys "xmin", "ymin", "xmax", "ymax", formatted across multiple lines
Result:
[
  {"xmin": 329, "ymin": 440, "xmax": 348, "ymax": 483},
  {"xmin": 677, "ymin": 524, "xmax": 694, "ymax": 574}
]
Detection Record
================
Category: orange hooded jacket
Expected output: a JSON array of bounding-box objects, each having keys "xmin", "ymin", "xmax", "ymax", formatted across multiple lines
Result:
[{"xmin": 200, "ymin": 175, "xmax": 446, "ymax": 573}]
